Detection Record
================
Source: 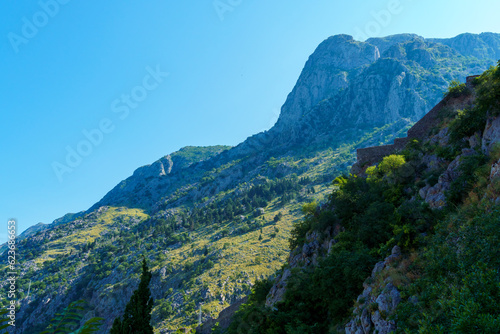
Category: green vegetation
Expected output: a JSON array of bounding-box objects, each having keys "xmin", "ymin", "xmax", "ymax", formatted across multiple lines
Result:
[
  {"xmin": 15, "ymin": 61, "xmax": 500, "ymax": 332},
  {"xmin": 222, "ymin": 153, "xmax": 439, "ymax": 332},
  {"xmin": 446, "ymin": 153, "xmax": 488, "ymax": 205},
  {"xmin": 11, "ymin": 172, "xmax": 321, "ymax": 332},
  {"xmin": 0, "ymin": 309, "xmax": 11, "ymax": 332},
  {"xmin": 448, "ymin": 61, "xmax": 500, "ymax": 144},
  {"xmin": 397, "ymin": 207, "xmax": 500, "ymax": 332},
  {"xmin": 171, "ymin": 146, "xmax": 232, "ymax": 165},
  {"xmin": 444, "ymin": 79, "xmax": 470, "ymax": 98},
  {"xmin": 221, "ymin": 62, "xmax": 500, "ymax": 333}
]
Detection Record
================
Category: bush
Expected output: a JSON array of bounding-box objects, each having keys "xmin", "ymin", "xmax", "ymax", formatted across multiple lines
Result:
[
  {"xmin": 444, "ymin": 80, "xmax": 471, "ymax": 98},
  {"xmin": 158, "ymin": 301, "xmax": 173, "ymax": 318},
  {"xmin": 446, "ymin": 153, "xmax": 488, "ymax": 205},
  {"xmin": 226, "ymin": 245, "xmax": 376, "ymax": 334},
  {"xmin": 378, "ymin": 155, "xmax": 406, "ymax": 176},
  {"xmin": 448, "ymin": 62, "xmax": 500, "ymax": 145},
  {"xmin": 397, "ymin": 208, "xmax": 500, "ymax": 332},
  {"xmin": 448, "ymin": 107, "xmax": 488, "ymax": 144}
]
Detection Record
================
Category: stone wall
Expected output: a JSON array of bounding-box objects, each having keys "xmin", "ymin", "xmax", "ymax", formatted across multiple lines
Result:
[
  {"xmin": 356, "ymin": 138, "xmax": 409, "ymax": 168},
  {"xmin": 407, "ymin": 99, "xmax": 447, "ymax": 139},
  {"xmin": 354, "ymin": 76, "xmax": 478, "ymax": 169}
]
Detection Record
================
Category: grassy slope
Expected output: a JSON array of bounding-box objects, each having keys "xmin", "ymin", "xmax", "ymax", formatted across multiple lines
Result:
[{"xmin": 7, "ymin": 121, "xmax": 415, "ymax": 332}]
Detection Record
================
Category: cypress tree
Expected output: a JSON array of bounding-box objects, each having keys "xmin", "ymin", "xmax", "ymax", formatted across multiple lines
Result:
[{"xmin": 110, "ymin": 258, "xmax": 154, "ymax": 333}]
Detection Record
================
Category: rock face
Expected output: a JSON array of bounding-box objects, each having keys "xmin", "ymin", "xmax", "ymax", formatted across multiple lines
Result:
[
  {"xmin": 430, "ymin": 32, "xmax": 500, "ymax": 61},
  {"xmin": 345, "ymin": 246, "xmax": 402, "ymax": 334},
  {"xmin": 482, "ymin": 115, "xmax": 500, "ymax": 154},
  {"xmin": 491, "ymin": 159, "xmax": 500, "ymax": 180},
  {"xmin": 272, "ymin": 34, "xmax": 380, "ymax": 133},
  {"xmin": 260, "ymin": 33, "xmax": 499, "ymax": 334},
  {"xmin": 91, "ymin": 33, "xmax": 500, "ymax": 214},
  {"xmin": 418, "ymin": 110, "xmax": 500, "ymax": 209},
  {"xmin": 265, "ymin": 229, "xmax": 337, "ymax": 307},
  {"xmin": 419, "ymin": 148, "xmax": 478, "ymax": 209},
  {"xmin": 268, "ymin": 33, "xmax": 498, "ymax": 149}
]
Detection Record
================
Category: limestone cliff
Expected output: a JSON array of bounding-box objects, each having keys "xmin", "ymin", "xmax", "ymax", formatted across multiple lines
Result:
[{"xmin": 92, "ymin": 33, "xmax": 500, "ymax": 214}]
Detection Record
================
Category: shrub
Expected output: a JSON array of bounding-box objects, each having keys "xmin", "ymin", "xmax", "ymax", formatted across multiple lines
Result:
[
  {"xmin": 397, "ymin": 208, "xmax": 500, "ymax": 332},
  {"xmin": 368, "ymin": 302, "xmax": 379, "ymax": 312},
  {"xmin": 446, "ymin": 153, "xmax": 488, "ymax": 205},
  {"xmin": 448, "ymin": 108, "xmax": 488, "ymax": 144},
  {"xmin": 444, "ymin": 80, "xmax": 471, "ymax": 98},
  {"xmin": 378, "ymin": 155, "xmax": 406, "ymax": 176},
  {"xmin": 301, "ymin": 201, "xmax": 317, "ymax": 217},
  {"xmin": 448, "ymin": 62, "xmax": 500, "ymax": 145}
]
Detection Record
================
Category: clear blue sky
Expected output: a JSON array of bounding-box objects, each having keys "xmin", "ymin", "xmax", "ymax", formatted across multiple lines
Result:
[{"xmin": 1, "ymin": 0, "xmax": 499, "ymax": 242}]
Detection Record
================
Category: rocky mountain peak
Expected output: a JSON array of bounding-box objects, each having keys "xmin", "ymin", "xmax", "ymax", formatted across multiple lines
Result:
[
  {"xmin": 429, "ymin": 32, "xmax": 500, "ymax": 60},
  {"xmin": 272, "ymin": 34, "xmax": 380, "ymax": 134}
]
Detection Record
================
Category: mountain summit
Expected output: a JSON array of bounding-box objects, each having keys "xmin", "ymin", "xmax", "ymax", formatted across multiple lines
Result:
[
  {"xmin": 8, "ymin": 32, "xmax": 500, "ymax": 333},
  {"xmin": 90, "ymin": 33, "xmax": 500, "ymax": 214}
]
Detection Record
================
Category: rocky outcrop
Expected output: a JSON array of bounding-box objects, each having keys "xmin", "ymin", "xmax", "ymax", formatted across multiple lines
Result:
[
  {"xmin": 345, "ymin": 246, "xmax": 403, "ymax": 334},
  {"xmin": 265, "ymin": 229, "xmax": 338, "ymax": 307},
  {"xmin": 354, "ymin": 84, "xmax": 476, "ymax": 171},
  {"xmin": 419, "ymin": 148, "xmax": 478, "ymax": 209},
  {"xmin": 482, "ymin": 114, "xmax": 500, "ymax": 154},
  {"xmin": 272, "ymin": 34, "xmax": 380, "ymax": 134},
  {"xmin": 419, "ymin": 109, "xmax": 500, "ymax": 209},
  {"xmin": 491, "ymin": 158, "xmax": 500, "ymax": 180}
]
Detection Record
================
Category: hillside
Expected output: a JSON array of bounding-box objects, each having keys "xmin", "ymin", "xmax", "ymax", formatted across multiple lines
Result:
[
  {"xmin": 4, "ymin": 32, "xmax": 500, "ymax": 333},
  {"xmin": 221, "ymin": 62, "xmax": 500, "ymax": 333}
]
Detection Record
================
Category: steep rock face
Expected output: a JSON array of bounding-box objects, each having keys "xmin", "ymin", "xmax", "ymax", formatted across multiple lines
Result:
[
  {"xmin": 419, "ymin": 110, "xmax": 500, "ymax": 209},
  {"xmin": 272, "ymin": 34, "xmax": 380, "ymax": 133},
  {"xmin": 345, "ymin": 246, "xmax": 403, "ymax": 334},
  {"xmin": 268, "ymin": 34, "xmax": 499, "ymax": 148},
  {"xmin": 23, "ymin": 32, "xmax": 499, "ymax": 332},
  {"xmin": 335, "ymin": 58, "xmax": 426, "ymax": 125},
  {"xmin": 260, "ymin": 33, "xmax": 500, "ymax": 333},
  {"xmin": 90, "ymin": 33, "xmax": 500, "ymax": 214},
  {"xmin": 366, "ymin": 33, "xmax": 422, "ymax": 55}
]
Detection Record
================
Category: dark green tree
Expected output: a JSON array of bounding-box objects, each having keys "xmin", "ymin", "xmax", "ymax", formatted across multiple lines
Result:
[{"xmin": 110, "ymin": 258, "xmax": 154, "ymax": 334}]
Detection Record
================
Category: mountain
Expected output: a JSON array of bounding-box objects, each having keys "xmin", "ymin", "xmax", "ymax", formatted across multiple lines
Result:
[
  {"xmin": 89, "ymin": 33, "xmax": 500, "ymax": 215},
  {"xmin": 220, "ymin": 54, "xmax": 500, "ymax": 334},
  {"xmin": 0, "ymin": 212, "xmax": 84, "ymax": 254},
  {"xmin": 5, "ymin": 32, "xmax": 500, "ymax": 333}
]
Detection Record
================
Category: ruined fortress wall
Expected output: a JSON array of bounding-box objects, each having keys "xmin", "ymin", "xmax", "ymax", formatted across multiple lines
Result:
[
  {"xmin": 407, "ymin": 99, "xmax": 447, "ymax": 139},
  {"xmin": 357, "ymin": 144, "xmax": 399, "ymax": 167},
  {"xmin": 355, "ymin": 76, "xmax": 478, "ymax": 169},
  {"xmin": 356, "ymin": 137, "xmax": 409, "ymax": 167}
]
